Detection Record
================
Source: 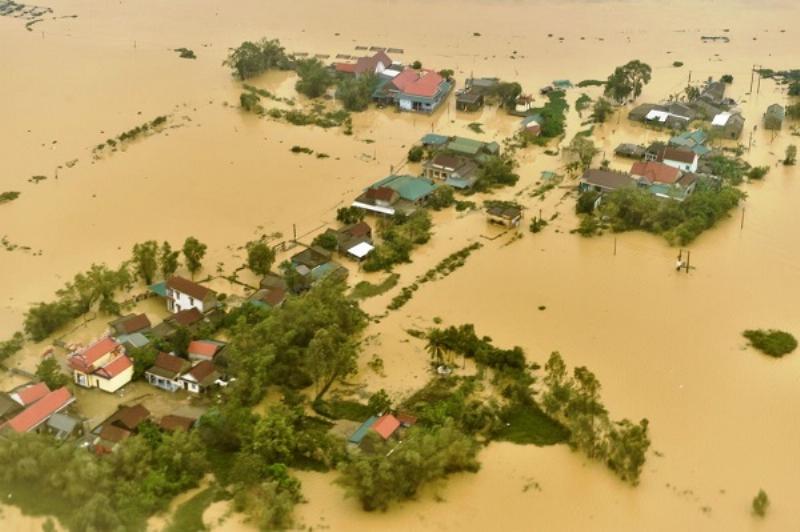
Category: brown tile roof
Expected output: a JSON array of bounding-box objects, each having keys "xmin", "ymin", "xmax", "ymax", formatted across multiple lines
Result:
[
  {"xmin": 187, "ymin": 341, "xmax": 219, "ymax": 360},
  {"xmin": 166, "ymin": 276, "xmax": 215, "ymax": 300},
  {"xmin": 151, "ymin": 352, "xmax": 192, "ymax": 375},
  {"xmin": 99, "ymin": 424, "xmax": 131, "ymax": 443},
  {"xmin": 365, "ymin": 186, "xmax": 397, "ymax": 202},
  {"xmin": 159, "ymin": 415, "xmax": 195, "ymax": 432},
  {"xmin": 658, "ymin": 147, "xmax": 696, "ymax": 165},
  {"xmin": 581, "ymin": 169, "xmax": 635, "ymax": 190},
  {"xmin": 117, "ymin": 313, "xmax": 151, "ymax": 334},
  {"xmin": 631, "ymin": 161, "xmax": 682, "ymax": 184},
  {"xmin": 258, "ymin": 288, "xmax": 286, "ymax": 307},
  {"xmin": 186, "ymin": 361, "xmax": 219, "ymax": 386},
  {"xmin": 171, "ymin": 308, "xmax": 204, "ymax": 327},
  {"xmin": 109, "ymin": 404, "xmax": 150, "ymax": 431},
  {"xmin": 342, "ymin": 222, "xmax": 371, "ymax": 239}
]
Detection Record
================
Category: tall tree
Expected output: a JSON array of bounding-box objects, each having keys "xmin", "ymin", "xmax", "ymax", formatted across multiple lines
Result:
[
  {"xmin": 295, "ymin": 58, "xmax": 334, "ymax": 98},
  {"xmin": 159, "ymin": 241, "xmax": 180, "ymax": 279},
  {"xmin": 591, "ymin": 97, "xmax": 614, "ymax": 123},
  {"xmin": 604, "ymin": 60, "xmax": 652, "ymax": 103},
  {"xmin": 182, "ymin": 237, "xmax": 207, "ymax": 279},
  {"xmin": 35, "ymin": 357, "xmax": 69, "ymax": 389},
  {"xmin": 132, "ymin": 241, "xmax": 159, "ymax": 285},
  {"xmin": 306, "ymin": 328, "xmax": 359, "ymax": 402},
  {"xmin": 246, "ymin": 241, "xmax": 276, "ymax": 276},
  {"xmin": 567, "ymin": 136, "xmax": 599, "ymax": 172}
]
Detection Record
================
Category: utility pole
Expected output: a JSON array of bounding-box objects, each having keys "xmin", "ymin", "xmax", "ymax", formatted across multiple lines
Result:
[
  {"xmin": 685, "ymin": 250, "xmax": 691, "ymax": 274},
  {"xmin": 292, "ymin": 224, "xmax": 297, "ymax": 243},
  {"xmin": 757, "ymin": 67, "xmax": 762, "ymax": 94},
  {"xmin": 740, "ymin": 206, "xmax": 746, "ymax": 230},
  {"xmin": 613, "ymin": 237, "xmax": 617, "ymax": 256},
  {"xmin": 750, "ymin": 64, "xmax": 755, "ymax": 94}
]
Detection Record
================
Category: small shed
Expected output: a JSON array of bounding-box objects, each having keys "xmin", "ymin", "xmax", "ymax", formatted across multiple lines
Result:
[
  {"xmin": 615, "ymin": 143, "xmax": 646, "ymax": 159},
  {"xmin": 486, "ymin": 203, "xmax": 523, "ymax": 228},
  {"xmin": 764, "ymin": 104, "xmax": 785, "ymax": 131}
]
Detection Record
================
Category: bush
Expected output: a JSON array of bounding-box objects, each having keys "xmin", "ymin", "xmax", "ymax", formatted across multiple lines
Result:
[
  {"xmin": 407, "ymin": 145, "xmax": 424, "ymax": 162},
  {"xmin": 475, "ymin": 156, "xmax": 519, "ymax": 191},
  {"xmin": 747, "ymin": 166, "xmax": 769, "ymax": 180},
  {"xmin": 743, "ymin": 329, "xmax": 797, "ymax": 357},
  {"xmin": 336, "ymin": 206, "xmax": 364, "ymax": 225},
  {"xmin": 752, "ymin": 489, "xmax": 769, "ymax": 517},
  {"xmin": 427, "ymin": 186, "xmax": 455, "ymax": 210},
  {"xmin": 0, "ymin": 191, "xmax": 20, "ymax": 204},
  {"xmin": 673, "ymin": 61, "xmax": 684, "ymax": 67},
  {"xmin": 336, "ymin": 74, "xmax": 378, "ymax": 112},
  {"xmin": 311, "ymin": 232, "xmax": 339, "ymax": 251},
  {"xmin": 576, "ymin": 190, "xmax": 600, "ymax": 214},
  {"xmin": 721, "ymin": 74, "xmax": 734, "ymax": 83}
]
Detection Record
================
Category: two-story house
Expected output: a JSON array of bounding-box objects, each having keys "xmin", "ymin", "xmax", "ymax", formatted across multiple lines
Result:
[
  {"xmin": 165, "ymin": 276, "xmax": 218, "ymax": 314},
  {"xmin": 68, "ymin": 337, "xmax": 133, "ymax": 393}
]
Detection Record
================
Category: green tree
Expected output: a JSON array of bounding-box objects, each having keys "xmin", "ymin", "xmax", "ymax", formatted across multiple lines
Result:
[
  {"xmin": 438, "ymin": 69, "xmax": 454, "ymax": 81},
  {"xmin": 407, "ymin": 145, "xmax": 425, "ymax": 162},
  {"xmin": 246, "ymin": 240, "xmax": 276, "ymax": 276},
  {"xmin": 789, "ymin": 81, "xmax": 800, "ymax": 97},
  {"xmin": 425, "ymin": 329, "xmax": 451, "ymax": 368},
  {"xmin": 35, "ymin": 357, "xmax": 69, "ymax": 389},
  {"xmin": 311, "ymin": 232, "xmax": 339, "ymax": 252},
  {"xmin": 784, "ymin": 144, "xmax": 797, "ymax": 165},
  {"xmin": 411, "ymin": 60, "xmax": 422, "ymax": 70},
  {"xmin": 567, "ymin": 136, "xmax": 599, "ymax": 172},
  {"xmin": 295, "ymin": 58, "xmax": 334, "ymax": 98},
  {"xmin": 591, "ymin": 97, "xmax": 614, "ymax": 123},
  {"xmin": 606, "ymin": 418, "xmax": 650, "ymax": 485},
  {"xmin": 786, "ymin": 103, "xmax": 800, "ymax": 120},
  {"xmin": 24, "ymin": 301, "xmax": 75, "ymax": 341},
  {"xmin": 240, "ymin": 91, "xmax": 262, "ymax": 113},
  {"xmin": 336, "ymin": 74, "xmax": 378, "ymax": 111},
  {"xmin": 182, "ymin": 237, "xmax": 207, "ymax": 279},
  {"xmin": 223, "ymin": 38, "xmax": 288, "ymax": 79},
  {"xmin": 427, "ymin": 185, "xmax": 455, "ymax": 211},
  {"xmin": 604, "ymin": 60, "xmax": 652, "ymax": 103},
  {"xmin": 475, "ymin": 156, "xmax": 519, "ymax": 191},
  {"xmin": 306, "ymin": 328, "xmax": 359, "ymax": 402},
  {"xmin": 336, "ymin": 206, "xmax": 365, "ymax": 225},
  {"xmin": 0, "ymin": 332, "xmax": 25, "ymax": 364},
  {"xmin": 493, "ymin": 82, "xmax": 523, "ymax": 111},
  {"xmin": 159, "ymin": 241, "xmax": 180, "ymax": 279},
  {"xmin": 752, "ymin": 489, "xmax": 769, "ymax": 517},
  {"xmin": 541, "ymin": 351, "xmax": 574, "ymax": 419},
  {"xmin": 132, "ymin": 241, "xmax": 159, "ymax": 285},
  {"xmin": 368, "ymin": 389, "xmax": 392, "ymax": 415}
]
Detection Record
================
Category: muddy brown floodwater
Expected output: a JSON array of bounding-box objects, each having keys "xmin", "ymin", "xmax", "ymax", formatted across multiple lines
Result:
[{"xmin": 2, "ymin": 0, "xmax": 799, "ymax": 530}]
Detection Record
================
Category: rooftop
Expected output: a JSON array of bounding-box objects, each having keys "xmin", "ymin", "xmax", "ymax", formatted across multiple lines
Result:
[
  {"xmin": 631, "ymin": 161, "xmax": 682, "ymax": 184},
  {"xmin": 7, "ymin": 387, "xmax": 74, "ymax": 433},
  {"xmin": 370, "ymin": 174, "xmax": 438, "ymax": 202},
  {"xmin": 372, "ymin": 414, "xmax": 401, "ymax": 439},
  {"xmin": 391, "ymin": 68, "xmax": 446, "ymax": 98},
  {"xmin": 166, "ymin": 276, "xmax": 215, "ymax": 300}
]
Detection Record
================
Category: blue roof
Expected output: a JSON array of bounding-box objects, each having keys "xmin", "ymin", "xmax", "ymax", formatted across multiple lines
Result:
[
  {"xmin": 445, "ymin": 176, "xmax": 477, "ymax": 189},
  {"xmin": 149, "ymin": 281, "xmax": 167, "ymax": 298},
  {"xmin": 421, "ymin": 133, "xmax": 449, "ymax": 146},
  {"xmin": 349, "ymin": 416, "xmax": 378, "ymax": 444}
]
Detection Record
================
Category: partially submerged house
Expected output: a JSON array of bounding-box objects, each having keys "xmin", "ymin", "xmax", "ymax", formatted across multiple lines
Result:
[
  {"xmin": 162, "ymin": 276, "xmax": 218, "ymax": 314},
  {"xmin": 486, "ymin": 203, "xmax": 523, "ymax": 228},
  {"xmin": 159, "ymin": 415, "xmax": 195, "ymax": 432},
  {"xmin": 334, "ymin": 50, "xmax": 392, "ymax": 77},
  {"xmin": 520, "ymin": 114, "xmax": 543, "ymax": 137},
  {"xmin": 145, "ymin": 352, "xmax": 192, "ymax": 392},
  {"xmin": 109, "ymin": 313, "xmax": 151, "ymax": 337},
  {"xmin": 322, "ymin": 222, "xmax": 375, "ymax": 261},
  {"xmin": 629, "ymin": 103, "xmax": 694, "ymax": 130},
  {"xmin": 655, "ymin": 146, "xmax": 699, "ymax": 172},
  {"xmin": 69, "ymin": 337, "xmax": 133, "ymax": 393},
  {"xmin": 669, "ymin": 130, "xmax": 710, "ymax": 156},
  {"xmin": 764, "ymin": 104, "xmax": 785, "ymax": 130},
  {"xmin": 455, "ymin": 77, "xmax": 499, "ymax": 111},
  {"xmin": 631, "ymin": 161, "xmax": 698, "ymax": 201},
  {"xmin": 423, "ymin": 153, "xmax": 479, "ymax": 189},
  {"xmin": 353, "ymin": 174, "xmax": 438, "ymax": 216},
  {"xmin": 614, "ymin": 143, "xmax": 647, "ymax": 159},
  {"xmin": 711, "ymin": 112, "xmax": 745, "ymax": 139},
  {"xmin": 2, "ymin": 387, "xmax": 74, "ymax": 434},
  {"xmin": 348, "ymin": 413, "xmax": 402, "ymax": 445},
  {"xmin": 579, "ymin": 169, "xmax": 636, "ymax": 193},
  {"xmin": 94, "ymin": 404, "xmax": 150, "ymax": 452},
  {"xmin": 373, "ymin": 68, "xmax": 453, "ymax": 113},
  {"xmin": 45, "ymin": 412, "xmax": 84, "ymax": 441}
]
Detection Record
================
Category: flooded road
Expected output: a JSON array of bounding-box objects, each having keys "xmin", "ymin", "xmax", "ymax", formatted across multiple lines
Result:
[{"xmin": 2, "ymin": 0, "xmax": 799, "ymax": 530}]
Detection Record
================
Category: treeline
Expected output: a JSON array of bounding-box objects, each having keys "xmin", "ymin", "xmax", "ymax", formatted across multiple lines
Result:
[
  {"xmin": 95, "ymin": 115, "xmax": 168, "ymax": 153},
  {"xmin": 577, "ymin": 182, "xmax": 745, "ymax": 245}
]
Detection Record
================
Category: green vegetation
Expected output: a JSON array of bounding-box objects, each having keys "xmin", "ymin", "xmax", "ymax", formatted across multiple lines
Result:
[
  {"xmin": 494, "ymin": 404, "xmax": 570, "ymax": 445},
  {"xmin": 747, "ymin": 166, "xmax": 770, "ymax": 180},
  {"xmin": 578, "ymin": 183, "xmax": 746, "ymax": 245},
  {"xmin": 575, "ymin": 93, "xmax": 592, "ymax": 112},
  {"xmin": 132, "ymin": 240, "xmax": 159, "ymax": 285},
  {"xmin": 269, "ymin": 105, "xmax": 352, "ymax": 131},
  {"xmin": 363, "ymin": 210, "xmax": 432, "ymax": 272},
  {"xmin": 290, "ymin": 145, "xmax": 313, "ymax": 154},
  {"xmin": 529, "ymin": 217, "xmax": 548, "ymax": 233},
  {"xmin": 246, "ymin": 240, "xmax": 276, "ymax": 276},
  {"xmin": 532, "ymin": 90, "xmax": 569, "ymax": 137},
  {"xmin": 313, "ymin": 398, "xmax": 373, "ymax": 421},
  {"xmin": 427, "ymin": 185, "xmax": 455, "ymax": 210},
  {"xmin": 295, "ymin": 58, "xmax": 335, "ymax": 98},
  {"xmin": 411, "ymin": 60, "xmax": 422, "ymax": 70},
  {"xmin": 0, "ymin": 331, "xmax": 24, "ymax": 364},
  {"xmin": 174, "ymin": 47, "xmax": 196, "ymax": 59},
  {"xmin": 35, "ymin": 357, "xmax": 68, "ymax": 389},
  {"xmin": 350, "ymin": 273, "xmax": 400, "ymax": 300},
  {"xmin": 96, "ymin": 116, "xmax": 169, "ymax": 153},
  {"xmin": 407, "ymin": 145, "xmax": 424, "ymax": 162},
  {"xmin": 604, "ymin": 60, "xmax": 652, "ymax": 103},
  {"xmin": 787, "ymin": 103, "xmax": 800, "ymax": 120},
  {"xmin": 160, "ymin": 241, "xmax": 180, "ymax": 279},
  {"xmin": 474, "ymin": 156, "xmax": 520, "ymax": 191},
  {"xmin": 743, "ymin": 329, "xmax": 797, "ymax": 357},
  {"xmin": 311, "ymin": 231, "xmax": 338, "ymax": 252},
  {"xmin": 223, "ymin": 38, "xmax": 291, "ymax": 79},
  {"xmin": 0, "ymin": 191, "xmax": 20, "ymax": 204},
  {"xmin": 182, "ymin": 237, "xmax": 207, "ymax": 279},
  {"xmin": 165, "ymin": 487, "xmax": 220, "ymax": 532},
  {"xmin": 706, "ymin": 154, "xmax": 752, "ymax": 185},
  {"xmin": 489, "ymin": 81, "xmax": 523, "ymax": 111},
  {"xmin": 785, "ymin": 144, "xmax": 797, "ymax": 165},
  {"xmin": 592, "ymin": 97, "xmax": 614, "ymax": 123},
  {"xmin": 388, "ymin": 243, "xmax": 482, "ymax": 310},
  {"xmin": 336, "ymin": 206, "xmax": 365, "ymax": 225},
  {"xmin": 565, "ymin": 135, "xmax": 599, "ymax": 174},
  {"xmin": 24, "ymin": 263, "xmax": 132, "ymax": 341},
  {"xmin": 789, "ymin": 81, "xmax": 800, "ymax": 97},
  {"xmin": 337, "ymin": 421, "xmax": 480, "ymax": 511},
  {"xmin": 335, "ymin": 74, "xmax": 379, "ymax": 111},
  {"xmin": 577, "ymin": 79, "xmax": 605, "ymax": 88},
  {"xmin": 542, "ymin": 352, "xmax": 650, "ymax": 484},
  {"xmin": 468, "ymin": 122, "xmax": 484, "ymax": 133},
  {"xmin": 752, "ymin": 489, "xmax": 770, "ymax": 517},
  {"xmin": 721, "ymin": 74, "xmax": 734, "ymax": 84},
  {"xmin": 672, "ymin": 61, "xmax": 684, "ymax": 67}
]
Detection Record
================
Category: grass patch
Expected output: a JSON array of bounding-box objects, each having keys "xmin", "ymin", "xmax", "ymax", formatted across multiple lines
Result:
[
  {"xmin": 494, "ymin": 404, "xmax": 570, "ymax": 446},
  {"xmin": 350, "ymin": 273, "xmax": 400, "ymax": 300},
  {"xmin": 577, "ymin": 79, "xmax": 605, "ymax": 88},
  {"xmin": 0, "ymin": 191, "xmax": 20, "ymax": 204},
  {"xmin": 743, "ymin": 329, "xmax": 797, "ymax": 358},
  {"xmin": 165, "ymin": 487, "xmax": 221, "ymax": 532},
  {"xmin": 313, "ymin": 399, "xmax": 373, "ymax": 422}
]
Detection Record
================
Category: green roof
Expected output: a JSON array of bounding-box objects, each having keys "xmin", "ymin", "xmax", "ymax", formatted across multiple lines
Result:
[
  {"xmin": 349, "ymin": 416, "xmax": 378, "ymax": 444},
  {"xmin": 371, "ymin": 174, "xmax": 438, "ymax": 202},
  {"xmin": 447, "ymin": 136, "xmax": 485, "ymax": 156},
  {"xmin": 420, "ymin": 133, "xmax": 449, "ymax": 145},
  {"xmin": 149, "ymin": 281, "xmax": 167, "ymax": 298}
]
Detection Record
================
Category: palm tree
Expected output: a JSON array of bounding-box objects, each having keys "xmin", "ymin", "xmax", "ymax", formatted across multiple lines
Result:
[{"xmin": 425, "ymin": 330, "xmax": 453, "ymax": 370}]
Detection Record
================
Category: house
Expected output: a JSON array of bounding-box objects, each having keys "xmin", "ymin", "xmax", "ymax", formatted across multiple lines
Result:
[
  {"xmin": 0, "ymin": 392, "xmax": 23, "ymax": 423},
  {"xmin": 187, "ymin": 340, "xmax": 224, "ymax": 362},
  {"xmin": 4, "ymin": 387, "xmax": 74, "ymax": 434},
  {"xmin": 169, "ymin": 308, "xmax": 205, "ymax": 328},
  {"xmin": 348, "ymin": 415, "xmax": 378, "ymax": 444},
  {"xmin": 249, "ymin": 287, "xmax": 287, "ymax": 309},
  {"xmin": 656, "ymin": 146, "xmax": 699, "ymax": 172},
  {"xmin": 669, "ymin": 130, "xmax": 710, "ymax": 156},
  {"xmin": 455, "ymin": 77, "xmax": 498, "ymax": 111},
  {"xmin": 420, "ymin": 133, "xmax": 450, "ymax": 149},
  {"xmin": 260, "ymin": 273, "xmax": 288, "ymax": 291},
  {"xmin": 45, "ymin": 412, "xmax": 84, "ymax": 440},
  {"xmin": 629, "ymin": 103, "xmax": 693, "ymax": 130},
  {"xmin": 764, "ymin": 104, "xmax": 785, "ymax": 130},
  {"xmin": 334, "ymin": 50, "xmax": 392, "ymax": 77},
  {"xmin": 614, "ymin": 143, "xmax": 647, "ymax": 159},
  {"xmin": 145, "ymin": 352, "xmax": 192, "ymax": 392},
  {"xmin": 373, "ymin": 68, "xmax": 453, "ymax": 113},
  {"xmin": 108, "ymin": 313, "xmax": 151, "ymax": 337},
  {"xmin": 423, "ymin": 153, "xmax": 479, "ymax": 189},
  {"xmin": 579, "ymin": 169, "xmax": 636, "ymax": 193},
  {"xmin": 292, "ymin": 246, "xmax": 333, "ymax": 272},
  {"xmin": 104, "ymin": 404, "xmax": 150, "ymax": 432},
  {"xmin": 700, "ymin": 80, "xmax": 726, "ymax": 106},
  {"xmin": 180, "ymin": 361, "xmax": 220, "ymax": 394},
  {"xmin": 9, "ymin": 382, "xmax": 49, "ymax": 407},
  {"xmin": 514, "ymin": 94, "xmax": 535, "ymax": 114},
  {"xmin": 353, "ymin": 175, "xmax": 438, "ymax": 215},
  {"xmin": 371, "ymin": 414, "xmax": 401, "ymax": 440},
  {"xmin": 163, "ymin": 276, "xmax": 218, "ymax": 314},
  {"xmin": 630, "ymin": 161, "xmax": 682, "ymax": 185},
  {"xmin": 711, "ymin": 112, "xmax": 745, "ymax": 139},
  {"xmin": 520, "ymin": 114, "xmax": 544, "ymax": 137},
  {"xmin": 94, "ymin": 424, "xmax": 131, "ymax": 452},
  {"xmin": 322, "ymin": 222, "xmax": 375, "ymax": 261},
  {"xmin": 647, "ymin": 173, "xmax": 698, "ymax": 201},
  {"xmin": 69, "ymin": 337, "xmax": 133, "ymax": 393},
  {"xmin": 159, "ymin": 415, "xmax": 195, "ymax": 432},
  {"xmin": 486, "ymin": 203, "xmax": 523, "ymax": 228},
  {"xmin": 644, "ymin": 108, "xmax": 691, "ymax": 130},
  {"xmin": 445, "ymin": 136, "xmax": 500, "ymax": 161}
]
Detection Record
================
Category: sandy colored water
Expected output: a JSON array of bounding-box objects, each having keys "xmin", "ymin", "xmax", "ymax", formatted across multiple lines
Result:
[{"xmin": 2, "ymin": 0, "xmax": 799, "ymax": 531}]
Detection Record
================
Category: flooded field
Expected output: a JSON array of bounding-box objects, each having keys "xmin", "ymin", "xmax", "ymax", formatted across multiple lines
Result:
[{"xmin": 2, "ymin": 0, "xmax": 799, "ymax": 530}]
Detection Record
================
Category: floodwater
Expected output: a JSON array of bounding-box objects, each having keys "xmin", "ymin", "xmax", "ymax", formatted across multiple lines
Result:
[{"xmin": 1, "ymin": 0, "xmax": 799, "ymax": 530}]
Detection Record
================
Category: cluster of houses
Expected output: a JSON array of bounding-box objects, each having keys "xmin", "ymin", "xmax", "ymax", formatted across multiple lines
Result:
[
  {"xmin": 0, "ymin": 382, "xmax": 80, "ymax": 439},
  {"xmin": 334, "ymin": 50, "xmax": 453, "ymax": 114},
  {"xmin": 92, "ymin": 403, "xmax": 196, "ymax": 453},
  {"xmin": 629, "ymin": 79, "xmax": 746, "ymax": 139}
]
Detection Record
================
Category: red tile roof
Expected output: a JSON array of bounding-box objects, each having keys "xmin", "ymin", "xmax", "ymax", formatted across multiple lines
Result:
[
  {"xmin": 172, "ymin": 308, "xmax": 204, "ymax": 327},
  {"xmin": 13, "ymin": 383, "xmax": 50, "ymax": 406},
  {"xmin": 371, "ymin": 414, "xmax": 401, "ymax": 440},
  {"xmin": 7, "ymin": 387, "xmax": 74, "ymax": 433},
  {"xmin": 334, "ymin": 62, "xmax": 357, "ymax": 74},
  {"xmin": 187, "ymin": 341, "xmax": 219, "ymax": 360},
  {"xmin": 95, "ymin": 355, "xmax": 133, "ymax": 379},
  {"xmin": 167, "ymin": 276, "xmax": 215, "ymax": 300},
  {"xmin": 79, "ymin": 337, "xmax": 120, "ymax": 367},
  {"xmin": 391, "ymin": 69, "xmax": 445, "ymax": 98},
  {"xmin": 631, "ymin": 161, "xmax": 682, "ymax": 184}
]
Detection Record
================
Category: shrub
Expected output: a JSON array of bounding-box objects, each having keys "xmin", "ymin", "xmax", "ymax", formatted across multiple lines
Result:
[
  {"xmin": 407, "ymin": 145, "xmax": 424, "ymax": 162},
  {"xmin": 747, "ymin": 166, "xmax": 769, "ymax": 180},
  {"xmin": 427, "ymin": 186, "xmax": 455, "ymax": 210},
  {"xmin": 672, "ymin": 61, "xmax": 684, "ymax": 67},
  {"xmin": 0, "ymin": 191, "xmax": 21, "ymax": 204},
  {"xmin": 311, "ymin": 232, "xmax": 339, "ymax": 251},
  {"xmin": 721, "ymin": 74, "xmax": 734, "ymax": 83},
  {"xmin": 752, "ymin": 489, "xmax": 769, "ymax": 517},
  {"xmin": 743, "ymin": 329, "xmax": 797, "ymax": 357}
]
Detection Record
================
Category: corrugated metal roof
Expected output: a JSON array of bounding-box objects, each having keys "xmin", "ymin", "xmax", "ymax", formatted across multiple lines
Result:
[{"xmin": 349, "ymin": 416, "xmax": 378, "ymax": 444}]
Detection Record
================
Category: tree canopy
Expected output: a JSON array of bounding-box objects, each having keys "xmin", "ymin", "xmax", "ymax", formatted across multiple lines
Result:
[
  {"xmin": 223, "ymin": 38, "xmax": 290, "ymax": 79},
  {"xmin": 295, "ymin": 58, "xmax": 335, "ymax": 99},
  {"xmin": 604, "ymin": 60, "xmax": 652, "ymax": 103}
]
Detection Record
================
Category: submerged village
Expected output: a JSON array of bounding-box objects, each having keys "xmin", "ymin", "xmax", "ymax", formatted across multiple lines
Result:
[{"xmin": 1, "ymin": 5, "xmax": 800, "ymax": 531}]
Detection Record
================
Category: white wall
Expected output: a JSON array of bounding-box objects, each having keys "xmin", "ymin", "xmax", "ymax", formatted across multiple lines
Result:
[{"xmin": 168, "ymin": 290, "xmax": 206, "ymax": 314}]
